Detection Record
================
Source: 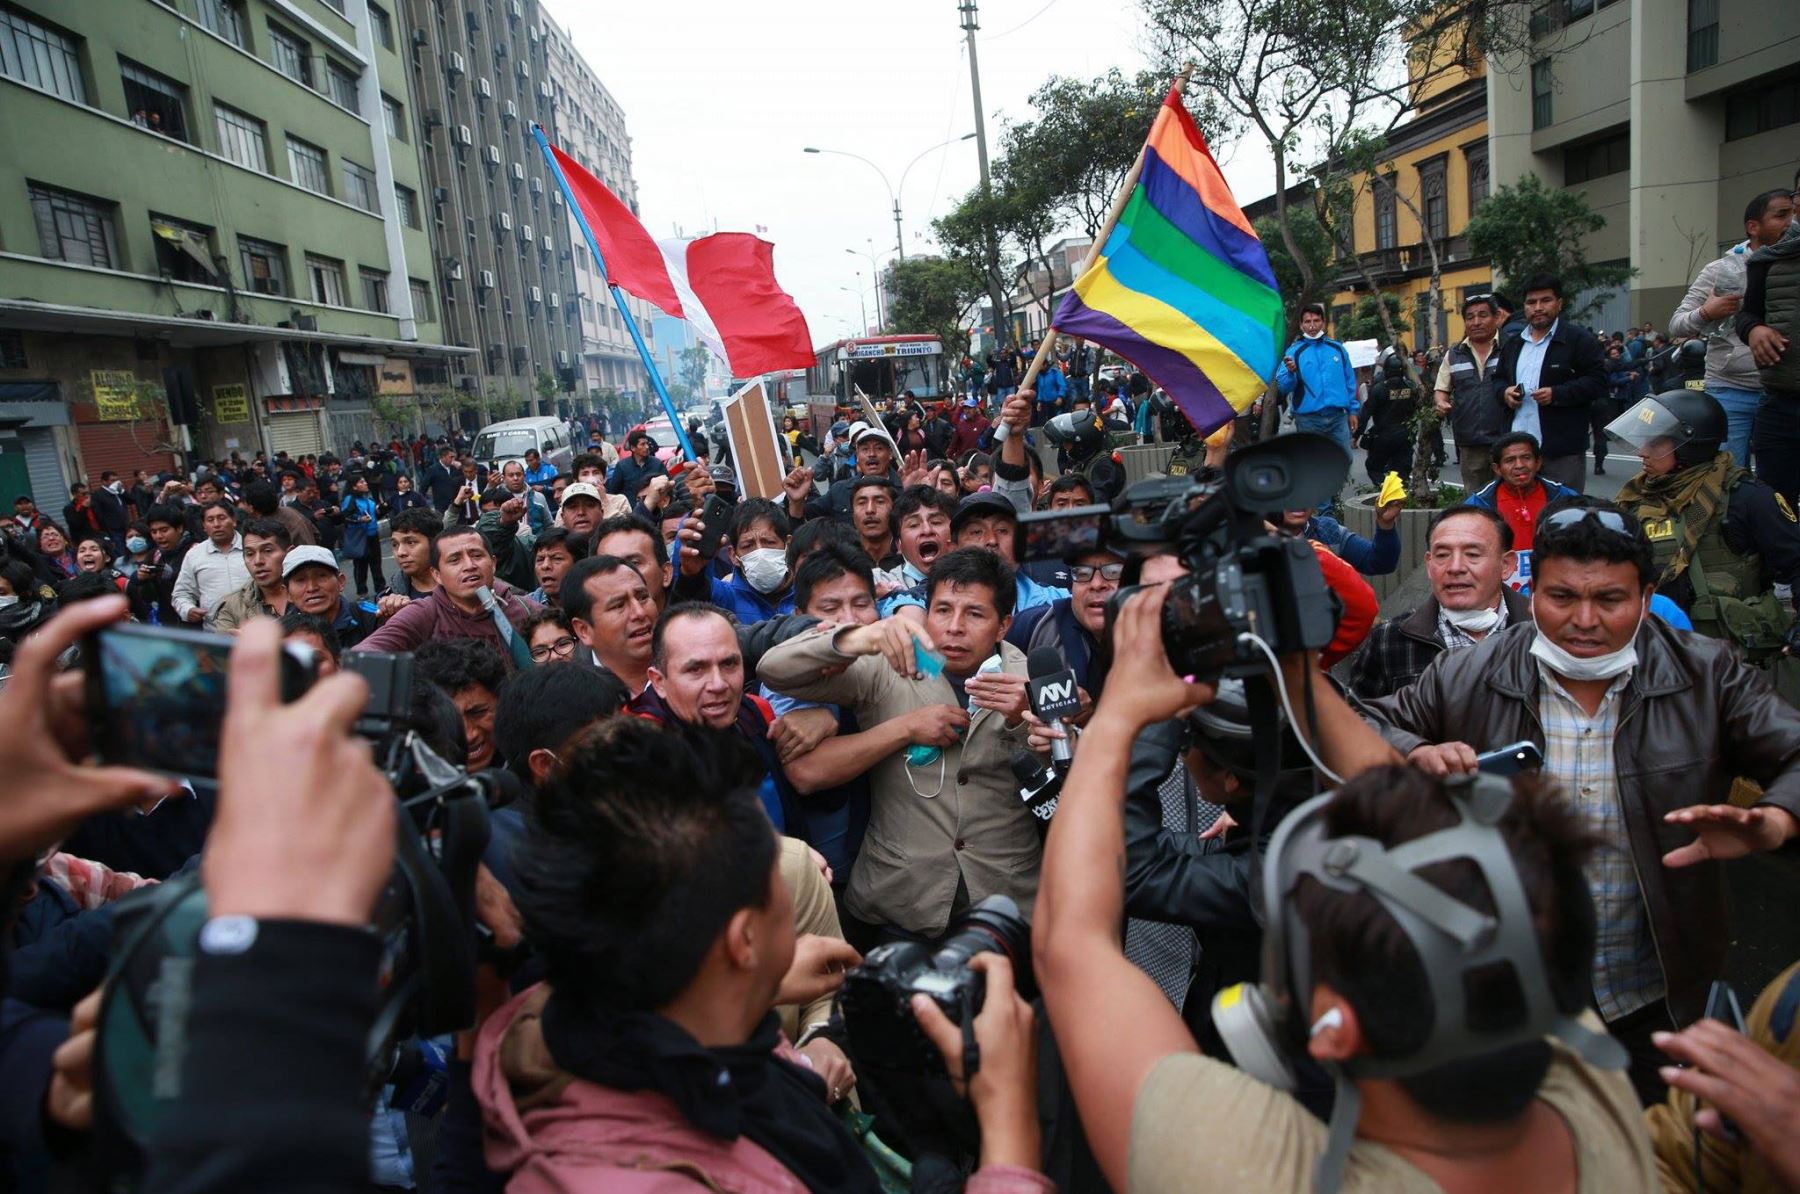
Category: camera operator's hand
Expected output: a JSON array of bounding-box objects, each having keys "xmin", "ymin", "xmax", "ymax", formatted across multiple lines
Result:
[
  {"xmin": 777, "ymin": 934, "xmax": 862, "ymax": 1007},
  {"xmin": 835, "ymin": 617, "xmax": 938, "ymax": 680},
  {"xmin": 207, "ymin": 619, "xmax": 395, "ymax": 926},
  {"xmin": 47, "ymin": 987, "xmax": 101, "ymax": 1132},
  {"xmin": 797, "ymin": 1037, "xmax": 857, "ymax": 1104},
  {"xmin": 1656, "ymin": 1019, "xmax": 1800, "ymax": 1192},
  {"xmin": 1091, "ymin": 585, "xmax": 1215, "ymax": 732},
  {"xmin": 911, "ymin": 953, "xmax": 1040, "ymax": 1170},
  {"xmin": 0, "ymin": 596, "xmax": 180, "ymax": 863},
  {"xmin": 1406, "ymin": 741, "xmax": 1479, "ymax": 777}
]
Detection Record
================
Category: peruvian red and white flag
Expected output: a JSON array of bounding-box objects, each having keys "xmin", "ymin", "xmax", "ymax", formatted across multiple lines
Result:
[{"xmin": 549, "ymin": 144, "xmax": 813, "ymax": 377}]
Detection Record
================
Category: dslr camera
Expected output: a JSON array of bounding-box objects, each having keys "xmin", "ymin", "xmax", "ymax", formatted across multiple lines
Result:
[
  {"xmin": 836, "ymin": 896, "xmax": 1032, "ymax": 1162},
  {"xmin": 84, "ymin": 631, "xmax": 505, "ymax": 1174},
  {"xmin": 1016, "ymin": 432, "xmax": 1351, "ymax": 682}
]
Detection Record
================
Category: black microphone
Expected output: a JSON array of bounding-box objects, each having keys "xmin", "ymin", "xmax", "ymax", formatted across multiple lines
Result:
[
  {"xmin": 1026, "ymin": 647, "xmax": 1082, "ymax": 770},
  {"xmin": 1011, "ymin": 749, "xmax": 1061, "ymax": 821}
]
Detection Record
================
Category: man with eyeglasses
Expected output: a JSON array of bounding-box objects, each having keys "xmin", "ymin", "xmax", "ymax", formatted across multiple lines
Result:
[
  {"xmin": 1365, "ymin": 498, "xmax": 1800, "ymax": 1105},
  {"xmin": 1008, "ymin": 549, "xmax": 1125, "ymax": 696}
]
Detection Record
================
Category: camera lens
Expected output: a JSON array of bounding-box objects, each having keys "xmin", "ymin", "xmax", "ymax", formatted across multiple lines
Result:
[
  {"xmin": 931, "ymin": 895, "xmax": 1031, "ymax": 978},
  {"xmin": 1240, "ymin": 462, "xmax": 1289, "ymax": 500}
]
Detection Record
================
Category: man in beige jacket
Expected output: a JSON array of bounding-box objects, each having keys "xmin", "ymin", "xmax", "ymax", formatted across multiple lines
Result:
[{"xmin": 757, "ymin": 547, "xmax": 1041, "ymax": 944}]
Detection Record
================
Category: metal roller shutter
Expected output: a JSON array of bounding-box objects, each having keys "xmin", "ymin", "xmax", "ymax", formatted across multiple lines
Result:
[
  {"xmin": 266, "ymin": 411, "xmax": 324, "ymax": 459},
  {"xmin": 22, "ymin": 427, "xmax": 69, "ymax": 516},
  {"xmin": 76, "ymin": 421, "xmax": 176, "ymax": 484}
]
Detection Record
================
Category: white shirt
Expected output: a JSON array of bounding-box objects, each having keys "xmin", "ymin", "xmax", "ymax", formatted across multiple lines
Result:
[
  {"xmin": 171, "ymin": 533, "xmax": 251, "ymax": 628},
  {"xmin": 1510, "ymin": 318, "xmax": 1559, "ymax": 443}
]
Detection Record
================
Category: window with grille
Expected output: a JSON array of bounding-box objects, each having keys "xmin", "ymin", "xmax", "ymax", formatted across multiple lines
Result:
[
  {"xmin": 1, "ymin": 5, "xmax": 86, "ymax": 102},
  {"xmin": 361, "ymin": 268, "xmax": 389, "ymax": 312},
  {"xmin": 307, "ymin": 255, "xmax": 347, "ymax": 306},
  {"xmin": 239, "ymin": 236, "xmax": 288, "ymax": 295},
  {"xmin": 0, "ymin": 330, "xmax": 25, "ymax": 369},
  {"xmin": 325, "ymin": 61, "xmax": 359, "ymax": 113},
  {"xmin": 381, "ymin": 93, "xmax": 404, "ymax": 139},
  {"xmin": 198, "ymin": 0, "xmax": 247, "ymax": 48},
  {"xmin": 288, "ymin": 137, "xmax": 331, "ymax": 195},
  {"xmin": 269, "ymin": 23, "xmax": 312, "ymax": 87},
  {"xmin": 1687, "ymin": 0, "xmax": 1718, "ymax": 71},
  {"xmin": 409, "ymin": 278, "xmax": 433, "ymax": 321},
  {"xmin": 394, "ymin": 184, "xmax": 419, "ymax": 228},
  {"xmin": 1531, "ymin": 60, "xmax": 1553, "ymax": 130},
  {"xmin": 1465, "ymin": 141, "xmax": 1490, "ymax": 212},
  {"xmin": 1374, "ymin": 175, "xmax": 1398, "ymax": 250},
  {"xmin": 214, "ymin": 103, "xmax": 267, "ymax": 171},
  {"xmin": 29, "ymin": 182, "xmax": 118, "ymax": 268},
  {"xmin": 1419, "ymin": 158, "xmax": 1448, "ymax": 241},
  {"xmin": 121, "ymin": 58, "xmax": 189, "ymax": 141},
  {"xmin": 343, "ymin": 159, "xmax": 378, "ymax": 212},
  {"xmin": 369, "ymin": 4, "xmax": 394, "ymax": 50}
]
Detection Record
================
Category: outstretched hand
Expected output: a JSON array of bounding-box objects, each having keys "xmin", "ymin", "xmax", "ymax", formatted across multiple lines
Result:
[{"xmin": 1662, "ymin": 803, "xmax": 1798, "ymax": 868}]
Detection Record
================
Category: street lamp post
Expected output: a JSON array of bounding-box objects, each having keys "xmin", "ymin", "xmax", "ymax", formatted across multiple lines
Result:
[
  {"xmin": 838, "ymin": 282, "xmax": 867, "ymax": 334},
  {"xmin": 846, "ymin": 246, "xmax": 885, "ymax": 331},
  {"xmin": 803, "ymin": 134, "xmax": 975, "ymax": 263}
]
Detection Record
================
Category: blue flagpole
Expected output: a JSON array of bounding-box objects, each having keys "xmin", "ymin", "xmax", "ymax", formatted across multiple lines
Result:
[{"xmin": 530, "ymin": 123, "xmax": 697, "ymax": 462}]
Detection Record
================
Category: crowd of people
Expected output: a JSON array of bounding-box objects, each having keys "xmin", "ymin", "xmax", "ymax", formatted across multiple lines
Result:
[{"xmin": 0, "ymin": 173, "xmax": 1798, "ymax": 1193}]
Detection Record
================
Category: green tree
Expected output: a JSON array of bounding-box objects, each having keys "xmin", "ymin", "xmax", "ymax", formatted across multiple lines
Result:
[
  {"xmin": 1001, "ymin": 69, "xmax": 1178, "ymax": 243},
  {"xmin": 677, "ymin": 346, "xmax": 711, "ymax": 397},
  {"xmin": 885, "ymin": 255, "xmax": 983, "ymax": 358},
  {"xmin": 1466, "ymin": 174, "xmax": 1634, "ymax": 320},
  {"xmin": 1338, "ymin": 293, "xmax": 1406, "ymax": 343},
  {"xmin": 1255, "ymin": 205, "xmax": 1335, "ymax": 328}
]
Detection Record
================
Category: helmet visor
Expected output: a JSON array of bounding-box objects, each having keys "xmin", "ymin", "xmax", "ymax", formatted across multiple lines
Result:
[{"xmin": 1604, "ymin": 396, "xmax": 1690, "ymax": 452}]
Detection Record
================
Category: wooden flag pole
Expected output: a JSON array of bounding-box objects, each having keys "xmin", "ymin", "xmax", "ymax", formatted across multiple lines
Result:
[{"xmin": 1015, "ymin": 61, "xmax": 1195, "ymax": 397}]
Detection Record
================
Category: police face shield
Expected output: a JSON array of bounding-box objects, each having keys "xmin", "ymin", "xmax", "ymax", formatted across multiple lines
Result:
[{"xmin": 1604, "ymin": 396, "xmax": 1687, "ymax": 456}]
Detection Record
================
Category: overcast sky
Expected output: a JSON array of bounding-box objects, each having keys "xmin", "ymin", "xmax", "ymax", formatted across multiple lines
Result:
[{"xmin": 552, "ymin": 0, "xmax": 1280, "ymax": 349}]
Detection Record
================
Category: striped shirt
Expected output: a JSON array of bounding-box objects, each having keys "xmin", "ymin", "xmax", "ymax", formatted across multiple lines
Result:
[{"xmin": 1538, "ymin": 665, "xmax": 1665, "ymax": 1020}]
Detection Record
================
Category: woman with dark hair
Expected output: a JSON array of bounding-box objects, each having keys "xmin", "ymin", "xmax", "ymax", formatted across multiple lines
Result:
[
  {"xmin": 338, "ymin": 473, "xmax": 385, "ymax": 598},
  {"xmin": 36, "ymin": 522, "xmax": 77, "ymax": 580}
]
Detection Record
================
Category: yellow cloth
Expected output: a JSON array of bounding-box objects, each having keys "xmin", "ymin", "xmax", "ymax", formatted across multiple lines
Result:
[{"xmin": 1378, "ymin": 471, "xmax": 1408, "ymax": 507}]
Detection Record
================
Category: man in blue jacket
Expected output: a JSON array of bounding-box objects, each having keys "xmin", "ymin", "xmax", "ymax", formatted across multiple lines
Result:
[
  {"xmin": 1275, "ymin": 303, "xmax": 1359, "ymax": 456},
  {"xmin": 1276, "ymin": 502, "xmax": 1402, "ymax": 576}
]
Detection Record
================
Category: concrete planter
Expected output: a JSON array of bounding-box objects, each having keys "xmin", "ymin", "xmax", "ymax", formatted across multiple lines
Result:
[{"xmin": 1339, "ymin": 491, "xmax": 1454, "ymax": 609}]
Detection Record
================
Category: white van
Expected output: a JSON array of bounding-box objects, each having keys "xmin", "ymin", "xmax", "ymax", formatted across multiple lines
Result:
[{"xmin": 471, "ymin": 416, "xmax": 575, "ymax": 475}]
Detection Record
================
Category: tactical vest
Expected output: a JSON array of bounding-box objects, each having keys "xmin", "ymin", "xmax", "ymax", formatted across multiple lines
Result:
[
  {"xmin": 1763, "ymin": 247, "xmax": 1800, "ymax": 393},
  {"xmin": 1638, "ymin": 471, "xmax": 1785, "ymax": 653},
  {"xmin": 1442, "ymin": 340, "xmax": 1509, "ymax": 448}
]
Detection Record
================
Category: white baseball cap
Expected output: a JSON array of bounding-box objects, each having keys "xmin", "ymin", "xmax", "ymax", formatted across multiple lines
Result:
[
  {"xmin": 560, "ymin": 481, "xmax": 604, "ymax": 504},
  {"xmin": 281, "ymin": 544, "xmax": 340, "ymax": 581}
]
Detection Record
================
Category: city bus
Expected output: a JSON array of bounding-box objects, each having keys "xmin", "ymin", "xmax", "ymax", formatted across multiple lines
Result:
[{"xmin": 808, "ymin": 335, "xmax": 948, "ymax": 406}]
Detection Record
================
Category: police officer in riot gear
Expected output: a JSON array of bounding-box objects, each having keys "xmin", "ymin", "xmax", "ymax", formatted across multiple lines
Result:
[
  {"xmin": 1044, "ymin": 409, "xmax": 1133, "ymax": 503},
  {"xmin": 1610, "ymin": 385, "xmax": 1800, "ymax": 693}
]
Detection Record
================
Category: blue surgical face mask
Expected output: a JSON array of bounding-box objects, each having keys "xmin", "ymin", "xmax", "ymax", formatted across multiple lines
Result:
[{"xmin": 126, "ymin": 536, "xmax": 149, "ymax": 554}]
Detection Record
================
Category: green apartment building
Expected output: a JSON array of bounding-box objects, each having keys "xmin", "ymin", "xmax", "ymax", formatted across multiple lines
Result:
[{"xmin": 0, "ymin": 0, "xmax": 468, "ymax": 510}]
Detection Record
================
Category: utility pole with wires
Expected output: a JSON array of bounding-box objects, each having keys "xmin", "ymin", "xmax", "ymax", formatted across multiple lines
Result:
[{"xmin": 959, "ymin": 0, "xmax": 1009, "ymax": 354}]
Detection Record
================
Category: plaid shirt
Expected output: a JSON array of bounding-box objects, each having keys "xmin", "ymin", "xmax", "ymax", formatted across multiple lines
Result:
[{"xmin": 1538, "ymin": 665, "xmax": 1665, "ymax": 1020}]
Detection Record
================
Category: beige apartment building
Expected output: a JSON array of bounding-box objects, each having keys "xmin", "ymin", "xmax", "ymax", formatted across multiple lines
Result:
[{"xmin": 1487, "ymin": 0, "xmax": 1800, "ymax": 330}]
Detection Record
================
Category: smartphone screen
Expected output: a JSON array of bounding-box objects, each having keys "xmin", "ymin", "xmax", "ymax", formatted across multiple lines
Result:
[{"xmin": 85, "ymin": 624, "xmax": 313, "ymax": 787}]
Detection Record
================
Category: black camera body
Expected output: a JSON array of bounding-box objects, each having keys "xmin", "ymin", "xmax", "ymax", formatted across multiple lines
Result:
[
  {"xmin": 1017, "ymin": 432, "xmax": 1351, "ymax": 682},
  {"xmin": 91, "ymin": 650, "xmax": 496, "ymax": 1174},
  {"xmin": 838, "ymin": 895, "xmax": 1031, "ymax": 1074}
]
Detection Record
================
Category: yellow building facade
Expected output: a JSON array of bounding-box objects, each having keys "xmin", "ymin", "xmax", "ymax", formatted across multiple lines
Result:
[{"xmin": 1328, "ymin": 56, "xmax": 1493, "ymax": 353}]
